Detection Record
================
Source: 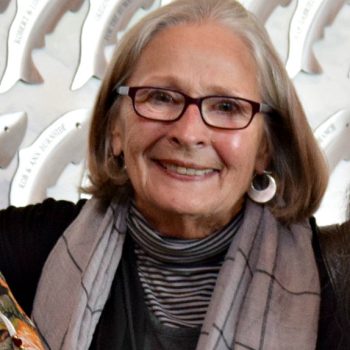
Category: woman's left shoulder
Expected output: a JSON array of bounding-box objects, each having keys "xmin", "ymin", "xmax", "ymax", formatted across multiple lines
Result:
[
  {"xmin": 311, "ymin": 218, "xmax": 350, "ymax": 284},
  {"xmin": 313, "ymin": 218, "xmax": 350, "ymax": 269},
  {"xmin": 311, "ymin": 218, "xmax": 350, "ymax": 348}
]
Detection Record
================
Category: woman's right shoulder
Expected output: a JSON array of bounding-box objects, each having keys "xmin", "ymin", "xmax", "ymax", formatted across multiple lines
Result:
[
  {"xmin": 0, "ymin": 198, "xmax": 87, "ymax": 241},
  {"xmin": 0, "ymin": 198, "xmax": 87, "ymax": 314}
]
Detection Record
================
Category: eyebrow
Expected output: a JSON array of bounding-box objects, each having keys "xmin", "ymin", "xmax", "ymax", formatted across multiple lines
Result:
[{"xmin": 131, "ymin": 75, "xmax": 249, "ymax": 98}]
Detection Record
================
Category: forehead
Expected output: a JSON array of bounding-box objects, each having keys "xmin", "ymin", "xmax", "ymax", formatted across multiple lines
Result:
[{"xmin": 128, "ymin": 22, "xmax": 260, "ymax": 99}]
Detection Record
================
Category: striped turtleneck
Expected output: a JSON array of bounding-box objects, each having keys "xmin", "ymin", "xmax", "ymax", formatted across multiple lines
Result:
[{"xmin": 127, "ymin": 203, "xmax": 242, "ymax": 328}]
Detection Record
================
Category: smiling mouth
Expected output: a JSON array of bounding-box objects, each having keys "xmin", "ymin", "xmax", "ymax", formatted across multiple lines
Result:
[{"xmin": 158, "ymin": 161, "xmax": 217, "ymax": 176}]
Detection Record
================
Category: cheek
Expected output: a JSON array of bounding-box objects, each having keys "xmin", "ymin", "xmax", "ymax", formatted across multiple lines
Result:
[
  {"xmin": 122, "ymin": 125, "xmax": 143, "ymax": 163},
  {"xmin": 213, "ymin": 130, "xmax": 263, "ymax": 171},
  {"xmin": 122, "ymin": 118, "xmax": 163, "ymax": 164}
]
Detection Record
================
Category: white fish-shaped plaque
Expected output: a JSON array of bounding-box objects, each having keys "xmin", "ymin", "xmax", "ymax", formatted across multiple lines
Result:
[
  {"xmin": 71, "ymin": 0, "xmax": 158, "ymax": 90},
  {"xmin": 0, "ymin": 111, "xmax": 27, "ymax": 168},
  {"xmin": 314, "ymin": 109, "xmax": 350, "ymax": 171},
  {"xmin": 286, "ymin": 0, "xmax": 347, "ymax": 79},
  {"xmin": 0, "ymin": 0, "xmax": 84, "ymax": 93},
  {"xmin": 10, "ymin": 108, "xmax": 91, "ymax": 206}
]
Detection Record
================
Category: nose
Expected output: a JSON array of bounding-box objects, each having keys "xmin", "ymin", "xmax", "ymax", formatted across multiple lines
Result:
[{"xmin": 167, "ymin": 103, "xmax": 210, "ymax": 148}]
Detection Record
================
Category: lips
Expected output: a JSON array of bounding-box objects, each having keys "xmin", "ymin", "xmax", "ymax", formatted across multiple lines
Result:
[
  {"xmin": 156, "ymin": 160, "xmax": 218, "ymax": 177},
  {"xmin": 165, "ymin": 163, "xmax": 216, "ymax": 176}
]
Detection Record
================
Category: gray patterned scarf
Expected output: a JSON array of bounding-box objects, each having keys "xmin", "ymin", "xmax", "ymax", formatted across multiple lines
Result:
[{"xmin": 32, "ymin": 189, "xmax": 320, "ymax": 350}]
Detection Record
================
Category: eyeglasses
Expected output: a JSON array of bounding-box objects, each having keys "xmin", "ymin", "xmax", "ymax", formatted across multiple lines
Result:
[{"xmin": 115, "ymin": 86, "xmax": 273, "ymax": 130}]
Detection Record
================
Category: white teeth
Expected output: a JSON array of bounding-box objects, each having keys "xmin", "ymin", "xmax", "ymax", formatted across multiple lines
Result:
[{"xmin": 165, "ymin": 163, "xmax": 214, "ymax": 176}]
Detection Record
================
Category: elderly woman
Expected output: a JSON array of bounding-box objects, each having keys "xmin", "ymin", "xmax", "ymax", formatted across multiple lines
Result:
[{"xmin": 0, "ymin": 0, "xmax": 349, "ymax": 349}]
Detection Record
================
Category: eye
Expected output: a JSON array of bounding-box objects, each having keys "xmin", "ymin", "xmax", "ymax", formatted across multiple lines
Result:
[
  {"xmin": 217, "ymin": 100, "xmax": 239, "ymax": 113},
  {"xmin": 146, "ymin": 89, "xmax": 177, "ymax": 105},
  {"xmin": 208, "ymin": 98, "xmax": 244, "ymax": 116}
]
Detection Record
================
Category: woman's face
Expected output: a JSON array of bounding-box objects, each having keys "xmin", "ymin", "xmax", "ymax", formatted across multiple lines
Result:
[{"xmin": 112, "ymin": 22, "xmax": 269, "ymax": 238}]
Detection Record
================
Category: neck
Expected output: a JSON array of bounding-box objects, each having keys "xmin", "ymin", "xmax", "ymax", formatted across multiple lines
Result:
[{"xmin": 135, "ymin": 202, "xmax": 243, "ymax": 239}]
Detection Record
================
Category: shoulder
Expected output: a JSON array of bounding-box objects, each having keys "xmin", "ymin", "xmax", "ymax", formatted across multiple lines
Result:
[
  {"xmin": 311, "ymin": 218, "xmax": 350, "ymax": 348},
  {"xmin": 1, "ymin": 198, "xmax": 87, "ymax": 242},
  {"xmin": 1, "ymin": 197, "xmax": 86, "ymax": 226},
  {"xmin": 314, "ymin": 219, "xmax": 350, "ymax": 293},
  {"xmin": 0, "ymin": 197, "xmax": 87, "ymax": 269},
  {"xmin": 0, "ymin": 198, "xmax": 87, "ymax": 315}
]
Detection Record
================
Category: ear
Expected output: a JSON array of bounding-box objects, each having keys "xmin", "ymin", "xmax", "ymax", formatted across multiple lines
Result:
[
  {"xmin": 254, "ymin": 135, "xmax": 271, "ymax": 173},
  {"xmin": 110, "ymin": 121, "xmax": 123, "ymax": 156}
]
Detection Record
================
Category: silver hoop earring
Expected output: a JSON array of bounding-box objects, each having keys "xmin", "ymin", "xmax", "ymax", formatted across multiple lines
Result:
[{"xmin": 247, "ymin": 171, "xmax": 276, "ymax": 203}]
